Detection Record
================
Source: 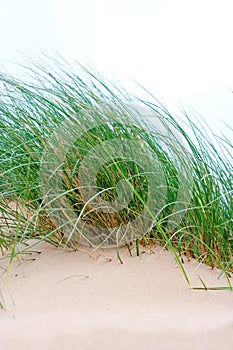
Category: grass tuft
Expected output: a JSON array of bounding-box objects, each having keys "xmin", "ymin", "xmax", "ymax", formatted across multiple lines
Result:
[{"xmin": 0, "ymin": 53, "xmax": 232, "ymax": 287}]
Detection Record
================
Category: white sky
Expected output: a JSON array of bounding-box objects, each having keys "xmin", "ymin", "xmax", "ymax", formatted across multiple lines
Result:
[{"xmin": 0, "ymin": 0, "xmax": 232, "ymax": 138}]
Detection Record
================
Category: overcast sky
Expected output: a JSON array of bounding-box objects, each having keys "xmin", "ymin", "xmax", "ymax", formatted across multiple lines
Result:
[{"xmin": 0, "ymin": 0, "xmax": 232, "ymax": 137}]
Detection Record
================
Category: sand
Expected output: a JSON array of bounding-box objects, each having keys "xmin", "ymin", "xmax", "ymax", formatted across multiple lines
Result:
[{"xmin": 1, "ymin": 241, "xmax": 233, "ymax": 350}]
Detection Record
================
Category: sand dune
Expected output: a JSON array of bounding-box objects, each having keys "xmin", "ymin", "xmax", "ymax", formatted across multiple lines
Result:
[{"xmin": 1, "ymin": 242, "xmax": 233, "ymax": 350}]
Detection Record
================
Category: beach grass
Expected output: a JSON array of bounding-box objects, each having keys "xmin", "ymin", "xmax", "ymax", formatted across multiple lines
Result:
[{"xmin": 0, "ymin": 53, "xmax": 232, "ymax": 288}]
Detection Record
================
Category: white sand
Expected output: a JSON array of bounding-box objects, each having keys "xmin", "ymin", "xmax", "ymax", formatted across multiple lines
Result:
[{"xmin": 1, "ymin": 242, "xmax": 233, "ymax": 350}]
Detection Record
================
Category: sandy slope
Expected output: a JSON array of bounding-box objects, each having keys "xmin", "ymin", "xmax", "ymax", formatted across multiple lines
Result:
[{"xmin": 1, "ymin": 242, "xmax": 233, "ymax": 350}]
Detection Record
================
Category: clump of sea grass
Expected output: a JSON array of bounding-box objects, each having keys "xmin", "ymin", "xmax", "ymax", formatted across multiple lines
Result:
[{"xmin": 0, "ymin": 53, "xmax": 232, "ymax": 283}]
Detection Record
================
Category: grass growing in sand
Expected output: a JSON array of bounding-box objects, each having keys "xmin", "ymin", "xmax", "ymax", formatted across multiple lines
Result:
[{"xmin": 0, "ymin": 53, "xmax": 232, "ymax": 290}]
